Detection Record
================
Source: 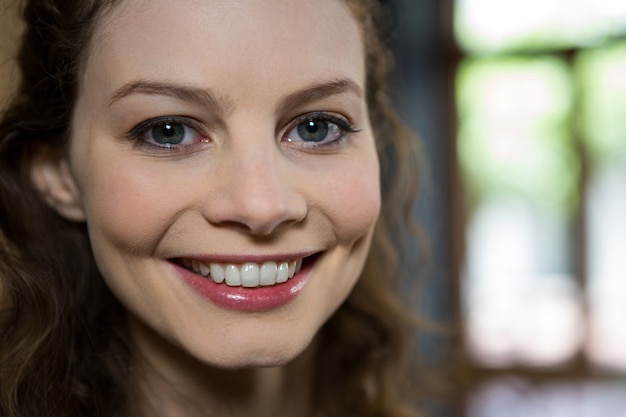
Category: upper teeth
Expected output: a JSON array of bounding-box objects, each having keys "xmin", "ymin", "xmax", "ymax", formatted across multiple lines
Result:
[{"xmin": 182, "ymin": 259, "xmax": 303, "ymax": 287}]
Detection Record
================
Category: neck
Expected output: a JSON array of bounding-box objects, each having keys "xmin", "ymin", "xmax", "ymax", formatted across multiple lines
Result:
[{"xmin": 124, "ymin": 316, "xmax": 316, "ymax": 417}]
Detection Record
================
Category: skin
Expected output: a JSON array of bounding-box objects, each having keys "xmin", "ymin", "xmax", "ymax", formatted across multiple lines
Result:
[{"xmin": 36, "ymin": 0, "xmax": 380, "ymax": 414}]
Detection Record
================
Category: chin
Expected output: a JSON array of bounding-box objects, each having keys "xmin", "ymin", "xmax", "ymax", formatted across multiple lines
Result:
[
  {"xmin": 172, "ymin": 322, "xmax": 318, "ymax": 371},
  {"xmin": 210, "ymin": 352, "xmax": 299, "ymax": 370}
]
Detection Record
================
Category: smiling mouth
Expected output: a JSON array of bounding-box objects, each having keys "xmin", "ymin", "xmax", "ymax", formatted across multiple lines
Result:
[{"xmin": 177, "ymin": 256, "xmax": 316, "ymax": 288}]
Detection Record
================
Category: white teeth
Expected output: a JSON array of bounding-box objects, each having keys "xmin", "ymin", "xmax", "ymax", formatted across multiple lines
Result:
[
  {"xmin": 199, "ymin": 262, "xmax": 210, "ymax": 277},
  {"xmin": 184, "ymin": 258, "xmax": 304, "ymax": 287},
  {"xmin": 225, "ymin": 265, "xmax": 241, "ymax": 286},
  {"xmin": 210, "ymin": 263, "xmax": 225, "ymax": 283},
  {"xmin": 240, "ymin": 263, "xmax": 260, "ymax": 288},
  {"xmin": 276, "ymin": 262, "xmax": 290, "ymax": 284},
  {"xmin": 192, "ymin": 260, "xmax": 200, "ymax": 274},
  {"xmin": 260, "ymin": 262, "xmax": 278, "ymax": 286}
]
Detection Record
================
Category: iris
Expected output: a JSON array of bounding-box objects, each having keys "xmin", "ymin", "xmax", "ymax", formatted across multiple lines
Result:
[
  {"xmin": 297, "ymin": 119, "xmax": 329, "ymax": 142},
  {"xmin": 152, "ymin": 123, "xmax": 185, "ymax": 145}
]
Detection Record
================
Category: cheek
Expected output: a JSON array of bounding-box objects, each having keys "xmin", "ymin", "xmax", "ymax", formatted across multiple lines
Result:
[
  {"xmin": 80, "ymin": 159, "xmax": 180, "ymax": 254},
  {"xmin": 316, "ymin": 157, "xmax": 381, "ymax": 242}
]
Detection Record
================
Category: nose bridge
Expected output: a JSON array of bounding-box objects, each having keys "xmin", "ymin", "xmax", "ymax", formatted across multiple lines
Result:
[
  {"xmin": 210, "ymin": 138, "xmax": 305, "ymax": 234},
  {"xmin": 234, "ymin": 143, "xmax": 282, "ymax": 201}
]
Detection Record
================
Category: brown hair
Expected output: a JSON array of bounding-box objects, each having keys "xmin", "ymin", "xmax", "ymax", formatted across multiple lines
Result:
[{"xmin": 0, "ymin": 1, "xmax": 424, "ymax": 416}]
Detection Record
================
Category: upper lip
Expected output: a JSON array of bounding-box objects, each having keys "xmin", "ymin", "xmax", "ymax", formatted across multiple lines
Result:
[{"xmin": 170, "ymin": 250, "xmax": 321, "ymax": 264}]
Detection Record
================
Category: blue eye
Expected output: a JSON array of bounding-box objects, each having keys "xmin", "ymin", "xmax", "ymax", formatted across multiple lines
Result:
[
  {"xmin": 297, "ymin": 119, "xmax": 336, "ymax": 143},
  {"xmin": 285, "ymin": 113, "xmax": 358, "ymax": 147},
  {"xmin": 151, "ymin": 122, "xmax": 187, "ymax": 146},
  {"xmin": 128, "ymin": 116, "xmax": 208, "ymax": 150}
]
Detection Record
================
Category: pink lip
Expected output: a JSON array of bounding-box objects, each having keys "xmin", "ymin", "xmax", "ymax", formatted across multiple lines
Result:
[{"xmin": 172, "ymin": 256, "xmax": 317, "ymax": 312}]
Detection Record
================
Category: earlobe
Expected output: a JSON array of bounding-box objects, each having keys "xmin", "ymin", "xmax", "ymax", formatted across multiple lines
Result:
[{"xmin": 31, "ymin": 152, "xmax": 86, "ymax": 222}]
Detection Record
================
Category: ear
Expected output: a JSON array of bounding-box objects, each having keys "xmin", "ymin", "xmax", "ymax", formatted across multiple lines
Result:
[{"xmin": 30, "ymin": 150, "xmax": 86, "ymax": 222}]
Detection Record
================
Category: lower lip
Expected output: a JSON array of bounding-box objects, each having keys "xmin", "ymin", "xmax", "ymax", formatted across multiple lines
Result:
[{"xmin": 173, "ymin": 260, "xmax": 314, "ymax": 312}]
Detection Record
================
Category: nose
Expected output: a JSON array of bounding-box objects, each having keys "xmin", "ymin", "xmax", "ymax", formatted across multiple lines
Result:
[{"xmin": 203, "ymin": 143, "xmax": 307, "ymax": 235}]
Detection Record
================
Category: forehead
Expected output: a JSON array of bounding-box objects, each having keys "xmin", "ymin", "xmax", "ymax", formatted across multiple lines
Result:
[{"xmin": 82, "ymin": 0, "xmax": 365, "ymax": 99}]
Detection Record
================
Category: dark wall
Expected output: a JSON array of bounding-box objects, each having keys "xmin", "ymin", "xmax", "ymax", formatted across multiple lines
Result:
[
  {"xmin": 389, "ymin": 0, "xmax": 453, "ymax": 335},
  {"xmin": 388, "ymin": 1, "xmax": 456, "ymax": 414}
]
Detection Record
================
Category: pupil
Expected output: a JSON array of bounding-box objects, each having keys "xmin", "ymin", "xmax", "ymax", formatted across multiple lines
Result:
[
  {"xmin": 163, "ymin": 124, "xmax": 175, "ymax": 137},
  {"xmin": 298, "ymin": 120, "xmax": 328, "ymax": 142},
  {"xmin": 306, "ymin": 121, "xmax": 317, "ymax": 132}
]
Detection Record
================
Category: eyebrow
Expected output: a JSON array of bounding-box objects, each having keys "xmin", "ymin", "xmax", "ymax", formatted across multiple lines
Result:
[
  {"xmin": 277, "ymin": 78, "xmax": 363, "ymax": 116},
  {"xmin": 109, "ymin": 80, "xmax": 235, "ymax": 115},
  {"xmin": 108, "ymin": 78, "xmax": 363, "ymax": 114}
]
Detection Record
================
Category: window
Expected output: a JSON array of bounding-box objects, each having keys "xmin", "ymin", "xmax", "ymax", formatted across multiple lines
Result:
[{"xmin": 451, "ymin": 0, "xmax": 626, "ymax": 414}]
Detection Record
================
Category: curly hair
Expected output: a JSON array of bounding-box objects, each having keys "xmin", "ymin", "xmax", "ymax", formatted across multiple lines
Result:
[{"xmin": 0, "ymin": 1, "xmax": 424, "ymax": 416}]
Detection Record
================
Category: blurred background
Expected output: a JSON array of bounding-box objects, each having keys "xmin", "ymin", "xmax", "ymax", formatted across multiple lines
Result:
[
  {"xmin": 387, "ymin": 0, "xmax": 626, "ymax": 416},
  {"xmin": 2, "ymin": 0, "xmax": 626, "ymax": 416}
]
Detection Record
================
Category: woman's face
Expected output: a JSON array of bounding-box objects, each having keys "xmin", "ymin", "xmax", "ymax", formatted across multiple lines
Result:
[{"xmin": 68, "ymin": 0, "xmax": 380, "ymax": 368}]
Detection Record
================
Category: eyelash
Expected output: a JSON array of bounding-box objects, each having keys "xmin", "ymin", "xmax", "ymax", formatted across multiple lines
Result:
[
  {"xmin": 283, "ymin": 112, "xmax": 360, "ymax": 149},
  {"xmin": 125, "ymin": 112, "xmax": 359, "ymax": 152},
  {"xmin": 126, "ymin": 115, "xmax": 208, "ymax": 152}
]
